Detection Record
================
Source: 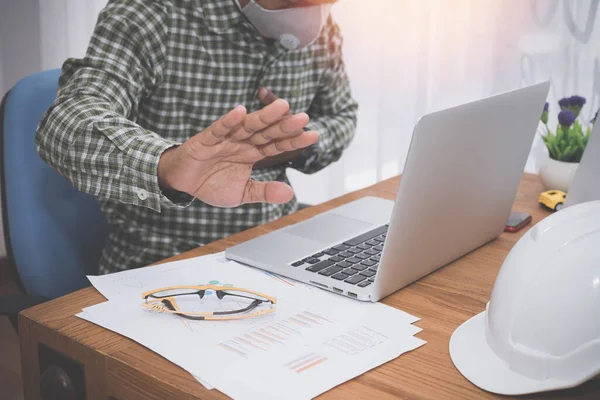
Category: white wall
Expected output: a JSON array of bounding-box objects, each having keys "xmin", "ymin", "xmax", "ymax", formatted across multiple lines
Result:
[
  {"xmin": 0, "ymin": 0, "xmax": 43, "ymax": 257},
  {"xmin": 0, "ymin": 0, "xmax": 42, "ymax": 94},
  {"xmin": 0, "ymin": 41, "xmax": 4, "ymax": 96},
  {"xmin": 38, "ymin": 0, "xmax": 108, "ymax": 70}
]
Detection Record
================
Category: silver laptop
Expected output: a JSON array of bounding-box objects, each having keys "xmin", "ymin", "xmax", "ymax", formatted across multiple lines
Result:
[
  {"xmin": 564, "ymin": 118, "xmax": 600, "ymax": 207},
  {"xmin": 226, "ymin": 82, "xmax": 550, "ymax": 302}
]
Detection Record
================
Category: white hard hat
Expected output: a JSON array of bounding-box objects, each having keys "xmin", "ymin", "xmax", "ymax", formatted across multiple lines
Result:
[{"xmin": 449, "ymin": 200, "xmax": 600, "ymax": 395}]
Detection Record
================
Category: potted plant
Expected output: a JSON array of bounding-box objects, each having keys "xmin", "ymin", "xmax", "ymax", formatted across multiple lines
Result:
[{"xmin": 538, "ymin": 95, "xmax": 597, "ymax": 191}]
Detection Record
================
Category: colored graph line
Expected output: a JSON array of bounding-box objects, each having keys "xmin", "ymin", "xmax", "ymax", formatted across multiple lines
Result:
[
  {"xmin": 295, "ymin": 314, "xmax": 322, "ymax": 326},
  {"xmin": 290, "ymin": 317, "xmax": 311, "ymax": 327},
  {"xmin": 285, "ymin": 353, "xmax": 320, "ymax": 369},
  {"xmin": 266, "ymin": 325, "xmax": 293, "ymax": 337},
  {"xmin": 244, "ymin": 333, "xmax": 270, "ymax": 346},
  {"xmin": 254, "ymin": 332, "xmax": 284, "ymax": 345},
  {"xmin": 259, "ymin": 328, "xmax": 286, "ymax": 341},
  {"xmin": 285, "ymin": 353, "xmax": 328, "ymax": 373},
  {"xmin": 219, "ymin": 342, "xmax": 247, "ymax": 358},
  {"xmin": 296, "ymin": 357, "xmax": 327, "ymax": 373},
  {"xmin": 237, "ymin": 337, "xmax": 266, "ymax": 351},
  {"xmin": 277, "ymin": 322, "xmax": 302, "ymax": 336},
  {"xmin": 303, "ymin": 311, "xmax": 332, "ymax": 324}
]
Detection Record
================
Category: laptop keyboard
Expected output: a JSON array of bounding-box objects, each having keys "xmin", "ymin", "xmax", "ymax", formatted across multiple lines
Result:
[{"xmin": 291, "ymin": 225, "xmax": 388, "ymax": 288}]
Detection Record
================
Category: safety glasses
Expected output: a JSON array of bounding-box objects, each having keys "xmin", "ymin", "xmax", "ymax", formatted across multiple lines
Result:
[{"xmin": 141, "ymin": 285, "xmax": 277, "ymax": 321}]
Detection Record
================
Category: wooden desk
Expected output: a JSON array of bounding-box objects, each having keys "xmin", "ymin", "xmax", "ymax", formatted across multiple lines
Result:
[{"xmin": 19, "ymin": 173, "xmax": 600, "ymax": 399}]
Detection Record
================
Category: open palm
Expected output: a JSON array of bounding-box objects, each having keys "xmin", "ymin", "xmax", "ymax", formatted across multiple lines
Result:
[{"xmin": 158, "ymin": 99, "xmax": 319, "ymax": 207}]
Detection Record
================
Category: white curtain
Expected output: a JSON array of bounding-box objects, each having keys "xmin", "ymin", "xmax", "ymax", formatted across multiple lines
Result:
[
  {"xmin": 38, "ymin": 0, "xmax": 109, "ymax": 71},
  {"xmin": 1, "ymin": 0, "xmax": 599, "ymax": 210}
]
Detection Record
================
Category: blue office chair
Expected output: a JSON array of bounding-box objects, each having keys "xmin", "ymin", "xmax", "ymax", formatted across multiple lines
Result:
[{"xmin": 0, "ymin": 70, "xmax": 109, "ymax": 328}]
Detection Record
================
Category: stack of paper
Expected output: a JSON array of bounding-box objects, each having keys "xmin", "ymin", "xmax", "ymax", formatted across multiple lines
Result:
[{"xmin": 78, "ymin": 252, "xmax": 425, "ymax": 399}]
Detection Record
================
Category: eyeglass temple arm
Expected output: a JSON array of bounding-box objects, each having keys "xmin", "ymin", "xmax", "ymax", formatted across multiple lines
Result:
[{"xmin": 218, "ymin": 291, "xmax": 272, "ymax": 303}]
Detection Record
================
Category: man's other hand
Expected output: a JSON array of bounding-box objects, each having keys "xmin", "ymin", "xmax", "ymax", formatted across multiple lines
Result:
[{"xmin": 157, "ymin": 99, "xmax": 319, "ymax": 207}]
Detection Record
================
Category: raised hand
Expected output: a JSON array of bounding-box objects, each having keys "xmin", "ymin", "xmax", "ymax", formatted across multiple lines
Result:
[
  {"xmin": 157, "ymin": 99, "xmax": 319, "ymax": 207},
  {"xmin": 253, "ymin": 87, "xmax": 310, "ymax": 169}
]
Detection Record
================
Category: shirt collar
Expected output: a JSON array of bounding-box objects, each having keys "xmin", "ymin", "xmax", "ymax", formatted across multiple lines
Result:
[{"xmin": 197, "ymin": 0, "xmax": 246, "ymax": 34}]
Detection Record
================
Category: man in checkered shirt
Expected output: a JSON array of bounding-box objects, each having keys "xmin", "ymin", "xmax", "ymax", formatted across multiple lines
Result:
[{"xmin": 36, "ymin": 0, "xmax": 358, "ymax": 274}]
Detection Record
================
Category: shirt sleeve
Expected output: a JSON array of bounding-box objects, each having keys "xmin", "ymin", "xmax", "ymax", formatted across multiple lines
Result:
[
  {"xmin": 290, "ymin": 19, "xmax": 359, "ymax": 174},
  {"xmin": 35, "ymin": 0, "xmax": 193, "ymax": 213}
]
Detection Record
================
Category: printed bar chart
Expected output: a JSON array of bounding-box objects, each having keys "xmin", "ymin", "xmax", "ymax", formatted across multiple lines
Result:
[{"xmin": 218, "ymin": 311, "xmax": 332, "ymax": 358}]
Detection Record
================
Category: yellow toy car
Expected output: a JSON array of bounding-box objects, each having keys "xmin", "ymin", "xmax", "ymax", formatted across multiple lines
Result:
[{"xmin": 539, "ymin": 190, "xmax": 567, "ymax": 211}]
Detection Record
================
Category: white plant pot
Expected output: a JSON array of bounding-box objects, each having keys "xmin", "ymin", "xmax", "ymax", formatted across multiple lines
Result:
[{"xmin": 539, "ymin": 157, "xmax": 579, "ymax": 192}]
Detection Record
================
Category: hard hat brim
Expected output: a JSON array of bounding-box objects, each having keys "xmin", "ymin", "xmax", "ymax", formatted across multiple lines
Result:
[{"xmin": 449, "ymin": 311, "xmax": 577, "ymax": 395}]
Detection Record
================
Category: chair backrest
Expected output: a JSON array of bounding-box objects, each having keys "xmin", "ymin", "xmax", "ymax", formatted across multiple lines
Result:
[{"xmin": 0, "ymin": 70, "xmax": 109, "ymax": 299}]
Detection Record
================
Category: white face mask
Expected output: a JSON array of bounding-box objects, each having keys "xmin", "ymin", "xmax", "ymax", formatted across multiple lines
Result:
[{"xmin": 236, "ymin": 0, "xmax": 332, "ymax": 50}]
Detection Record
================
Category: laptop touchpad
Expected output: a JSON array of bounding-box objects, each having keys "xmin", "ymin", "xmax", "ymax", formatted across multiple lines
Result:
[{"xmin": 285, "ymin": 214, "xmax": 374, "ymax": 244}]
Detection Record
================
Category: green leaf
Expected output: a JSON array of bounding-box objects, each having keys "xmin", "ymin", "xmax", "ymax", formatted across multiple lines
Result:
[
  {"xmin": 574, "ymin": 131, "xmax": 584, "ymax": 145},
  {"xmin": 556, "ymin": 125, "xmax": 564, "ymax": 141},
  {"xmin": 570, "ymin": 126, "xmax": 581, "ymax": 141},
  {"xmin": 546, "ymin": 140, "xmax": 558, "ymax": 159},
  {"xmin": 551, "ymin": 142, "xmax": 562, "ymax": 159},
  {"xmin": 542, "ymin": 135, "xmax": 557, "ymax": 158},
  {"xmin": 565, "ymin": 128, "xmax": 575, "ymax": 144},
  {"xmin": 562, "ymin": 145, "xmax": 576, "ymax": 160},
  {"xmin": 541, "ymin": 135, "xmax": 550, "ymax": 145},
  {"xmin": 556, "ymin": 150, "xmax": 563, "ymax": 160},
  {"xmin": 584, "ymin": 130, "xmax": 591, "ymax": 147}
]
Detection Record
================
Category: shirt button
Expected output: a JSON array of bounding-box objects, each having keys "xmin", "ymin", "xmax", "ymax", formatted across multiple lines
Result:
[
  {"xmin": 137, "ymin": 189, "xmax": 148, "ymax": 201},
  {"xmin": 280, "ymin": 34, "xmax": 300, "ymax": 50}
]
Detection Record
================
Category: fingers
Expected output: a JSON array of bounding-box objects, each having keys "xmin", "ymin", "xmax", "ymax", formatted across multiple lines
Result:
[
  {"xmin": 193, "ymin": 96, "xmax": 308, "ymax": 153},
  {"xmin": 229, "ymin": 99, "xmax": 290, "ymax": 142},
  {"xmin": 258, "ymin": 130, "xmax": 319, "ymax": 157},
  {"xmin": 258, "ymin": 87, "xmax": 280, "ymax": 106},
  {"xmin": 196, "ymin": 105, "xmax": 247, "ymax": 146},
  {"xmin": 247, "ymin": 112, "xmax": 310, "ymax": 146},
  {"xmin": 242, "ymin": 180, "xmax": 293, "ymax": 205}
]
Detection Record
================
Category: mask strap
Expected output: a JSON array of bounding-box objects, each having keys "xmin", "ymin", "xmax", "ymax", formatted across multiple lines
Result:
[{"xmin": 234, "ymin": 0, "xmax": 244, "ymax": 11}]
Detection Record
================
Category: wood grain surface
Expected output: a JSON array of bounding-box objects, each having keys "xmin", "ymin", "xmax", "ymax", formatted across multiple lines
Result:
[{"xmin": 19, "ymin": 174, "xmax": 600, "ymax": 399}]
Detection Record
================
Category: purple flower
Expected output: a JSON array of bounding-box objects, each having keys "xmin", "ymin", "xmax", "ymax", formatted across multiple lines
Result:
[
  {"xmin": 558, "ymin": 110, "xmax": 576, "ymax": 127},
  {"xmin": 569, "ymin": 95, "xmax": 586, "ymax": 108},
  {"xmin": 544, "ymin": 102, "xmax": 549, "ymax": 112},
  {"xmin": 558, "ymin": 97, "xmax": 571, "ymax": 110}
]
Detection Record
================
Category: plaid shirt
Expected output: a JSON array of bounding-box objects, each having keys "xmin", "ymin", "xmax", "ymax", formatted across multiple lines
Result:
[{"xmin": 35, "ymin": 0, "xmax": 358, "ymax": 274}]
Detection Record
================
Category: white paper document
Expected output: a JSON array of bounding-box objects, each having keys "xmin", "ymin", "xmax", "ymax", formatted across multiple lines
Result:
[{"xmin": 80, "ymin": 253, "xmax": 426, "ymax": 399}]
